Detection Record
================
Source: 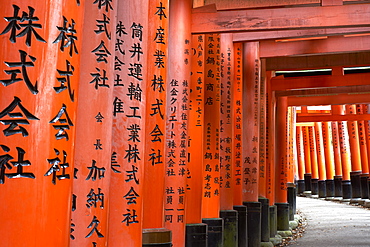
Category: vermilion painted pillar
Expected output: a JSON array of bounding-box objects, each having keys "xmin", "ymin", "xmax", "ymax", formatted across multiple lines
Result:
[
  {"xmin": 356, "ymin": 104, "xmax": 369, "ymax": 199},
  {"xmin": 275, "ymin": 97, "xmax": 288, "ymax": 203},
  {"xmin": 142, "ymin": 1, "xmax": 171, "ymax": 245},
  {"xmin": 322, "ymin": 122, "xmax": 335, "ymax": 197},
  {"xmin": 296, "ymin": 126, "xmax": 306, "ymax": 194},
  {"xmin": 164, "ymin": 0, "xmax": 192, "ymax": 246},
  {"xmin": 331, "ymin": 121, "xmax": 343, "ymax": 197},
  {"xmin": 220, "ymin": 33, "xmax": 234, "ymax": 211},
  {"xmin": 287, "ymin": 107, "xmax": 295, "ymax": 185},
  {"xmin": 109, "ymin": 0, "xmax": 149, "ymax": 245},
  {"xmin": 202, "ymin": 33, "xmax": 222, "ymax": 246},
  {"xmin": 363, "ymin": 104, "xmax": 370, "ymax": 200},
  {"xmin": 242, "ymin": 42, "xmax": 260, "ymax": 203},
  {"xmin": 275, "ymin": 96, "xmax": 290, "ymax": 231},
  {"xmin": 219, "ymin": 32, "xmax": 237, "ymax": 246},
  {"xmin": 259, "ymin": 59, "xmax": 272, "ymax": 244},
  {"xmin": 233, "ymin": 43, "xmax": 243, "ymax": 207},
  {"xmin": 346, "ymin": 104, "xmax": 362, "ymax": 198},
  {"xmin": 259, "ymin": 59, "xmax": 267, "ymax": 198},
  {"xmin": 142, "ymin": 0, "xmax": 168, "ymax": 236},
  {"xmin": 265, "ymin": 71, "xmax": 278, "ymax": 240},
  {"xmin": 242, "ymin": 42, "xmax": 262, "ymax": 246},
  {"xmin": 266, "ymin": 71, "xmax": 276, "ymax": 206},
  {"xmin": 185, "ymin": 33, "xmax": 207, "ymax": 247},
  {"xmin": 232, "ymin": 42, "xmax": 247, "ymax": 247},
  {"xmin": 186, "ymin": 34, "xmax": 205, "ymax": 224},
  {"xmin": 365, "ymin": 105, "xmax": 370, "ymax": 199},
  {"xmin": 72, "ymin": 0, "xmax": 114, "ymax": 245},
  {"xmin": 302, "ymin": 126, "xmax": 312, "ymax": 191},
  {"xmin": 308, "ymin": 126, "xmax": 319, "ymax": 196},
  {"xmin": 0, "ymin": 2, "xmax": 83, "ymax": 246},
  {"xmin": 314, "ymin": 122, "xmax": 327, "ymax": 198},
  {"xmin": 333, "ymin": 104, "xmax": 352, "ymax": 199}
]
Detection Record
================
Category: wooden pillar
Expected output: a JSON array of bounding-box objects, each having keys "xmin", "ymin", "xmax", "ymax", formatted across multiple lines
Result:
[
  {"xmin": 302, "ymin": 126, "xmax": 312, "ymax": 191},
  {"xmin": 108, "ymin": 0, "xmax": 149, "ymax": 245},
  {"xmin": 331, "ymin": 111, "xmax": 343, "ymax": 197},
  {"xmin": 296, "ymin": 126, "xmax": 306, "ymax": 193},
  {"xmin": 346, "ymin": 105, "xmax": 362, "ymax": 172},
  {"xmin": 275, "ymin": 97, "xmax": 288, "ymax": 203},
  {"xmin": 331, "ymin": 121, "xmax": 343, "ymax": 177},
  {"xmin": 346, "ymin": 104, "xmax": 362, "ymax": 198},
  {"xmin": 365, "ymin": 104, "xmax": 370, "ymax": 199},
  {"xmin": 201, "ymin": 33, "xmax": 223, "ymax": 246},
  {"xmin": 259, "ymin": 59, "xmax": 267, "ymax": 198},
  {"xmin": 202, "ymin": 33, "xmax": 221, "ymax": 218},
  {"xmin": 308, "ymin": 126, "xmax": 319, "ymax": 195},
  {"xmin": 142, "ymin": 0, "xmax": 169, "ymax": 232},
  {"xmin": 266, "ymin": 71, "xmax": 276, "ymax": 205},
  {"xmin": 186, "ymin": 34, "xmax": 205, "ymax": 224},
  {"xmin": 287, "ymin": 107, "xmax": 295, "ymax": 184},
  {"xmin": 71, "ymin": 0, "xmax": 114, "ymax": 245},
  {"xmin": 302, "ymin": 126, "xmax": 312, "ymax": 175},
  {"xmin": 233, "ymin": 43, "xmax": 243, "ymax": 206},
  {"xmin": 163, "ymin": 0, "xmax": 192, "ymax": 246},
  {"xmin": 357, "ymin": 104, "xmax": 369, "ymax": 174},
  {"xmin": 219, "ymin": 32, "xmax": 238, "ymax": 247},
  {"xmin": 333, "ymin": 105, "xmax": 352, "ymax": 199},
  {"xmin": 242, "ymin": 42, "xmax": 260, "ymax": 203},
  {"xmin": 356, "ymin": 104, "xmax": 369, "ymax": 199},
  {"xmin": 232, "ymin": 42, "xmax": 247, "ymax": 247},
  {"xmin": 0, "ymin": 1, "xmax": 83, "ymax": 245},
  {"xmin": 314, "ymin": 122, "xmax": 327, "ymax": 198},
  {"xmin": 220, "ymin": 33, "xmax": 234, "ymax": 211},
  {"xmin": 242, "ymin": 42, "xmax": 263, "ymax": 246},
  {"xmin": 322, "ymin": 122, "xmax": 335, "ymax": 197}
]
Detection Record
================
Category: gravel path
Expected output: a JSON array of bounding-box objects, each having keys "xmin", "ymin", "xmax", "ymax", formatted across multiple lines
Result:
[{"xmin": 288, "ymin": 196, "xmax": 370, "ymax": 247}]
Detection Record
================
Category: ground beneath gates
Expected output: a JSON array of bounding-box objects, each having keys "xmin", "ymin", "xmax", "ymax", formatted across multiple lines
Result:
[{"xmin": 288, "ymin": 196, "xmax": 370, "ymax": 247}]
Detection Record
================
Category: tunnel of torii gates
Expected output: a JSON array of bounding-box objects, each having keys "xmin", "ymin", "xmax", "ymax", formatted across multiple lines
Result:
[{"xmin": 3, "ymin": 0, "xmax": 370, "ymax": 246}]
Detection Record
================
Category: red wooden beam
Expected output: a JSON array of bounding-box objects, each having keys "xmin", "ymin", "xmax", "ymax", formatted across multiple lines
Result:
[
  {"xmin": 297, "ymin": 114, "xmax": 370, "ymax": 122},
  {"xmin": 192, "ymin": 4, "xmax": 370, "ymax": 33},
  {"xmin": 260, "ymin": 35, "xmax": 370, "ymax": 58},
  {"xmin": 271, "ymin": 73, "xmax": 370, "ymax": 91},
  {"xmin": 202, "ymin": 0, "xmax": 366, "ymax": 11},
  {"xmin": 287, "ymin": 93, "xmax": 370, "ymax": 106},
  {"xmin": 266, "ymin": 52, "xmax": 370, "ymax": 71},
  {"xmin": 202, "ymin": 0, "xmax": 320, "ymax": 10},
  {"xmin": 233, "ymin": 27, "xmax": 370, "ymax": 42}
]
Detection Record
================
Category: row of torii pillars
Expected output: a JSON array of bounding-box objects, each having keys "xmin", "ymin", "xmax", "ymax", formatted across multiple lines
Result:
[
  {"xmin": 1, "ymin": 0, "xmax": 366, "ymax": 247},
  {"xmin": 296, "ymin": 104, "xmax": 370, "ymax": 201}
]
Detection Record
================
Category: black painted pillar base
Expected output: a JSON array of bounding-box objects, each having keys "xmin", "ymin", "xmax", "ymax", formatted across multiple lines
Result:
[
  {"xmin": 360, "ymin": 175, "xmax": 369, "ymax": 199},
  {"xmin": 342, "ymin": 180, "xmax": 352, "ymax": 199},
  {"xmin": 318, "ymin": 180, "xmax": 326, "ymax": 198},
  {"xmin": 220, "ymin": 210, "xmax": 238, "ymax": 247},
  {"xmin": 304, "ymin": 174, "xmax": 312, "ymax": 191},
  {"xmin": 311, "ymin": 178, "xmax": 319, "ymax": 195},
  {"xmin": 325, "ymin": 179, "xmax": 335, "ymax": 198},
  {"xmin": 287, "ymin": 184, "xmax": 296, "ymax": 221},
  {"xmin": 275, "ymin": 203, "xmax": 289, "ymax": 231},
  {"xmin": 233, "ymin": 205, "xmax": 247, "ymax": 247},
  {"xmin": 243, "ymin": 201, "xmax": 261, "ymax": 247},
  {"xmin": 297, "ymin": 180, "xmax": 305, "ymax": 195},
  {"xmin": 350, "ymin": 171, "xmax": 362, "ymax": 198},
  {"xmin": 185, "ymin": 223, "xmax": 207, "ymax": 247},
  {"xmin": 269, "ymin": 205, "xmax": 277, "ymax": 238},
  {"xmin": 142, "ymin": 228, "xmax": 172, "ymax": 247},
  {"xmin": 202, "ymin": 218, "xmax": 223, "ymax": 247},
  {"xmin": 334, "ymin": 175, "xmax": 343, "ymax": 197},
  {"xmin": 259, "ymin": 198, "xmax": 270, "ymax": 242}
]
